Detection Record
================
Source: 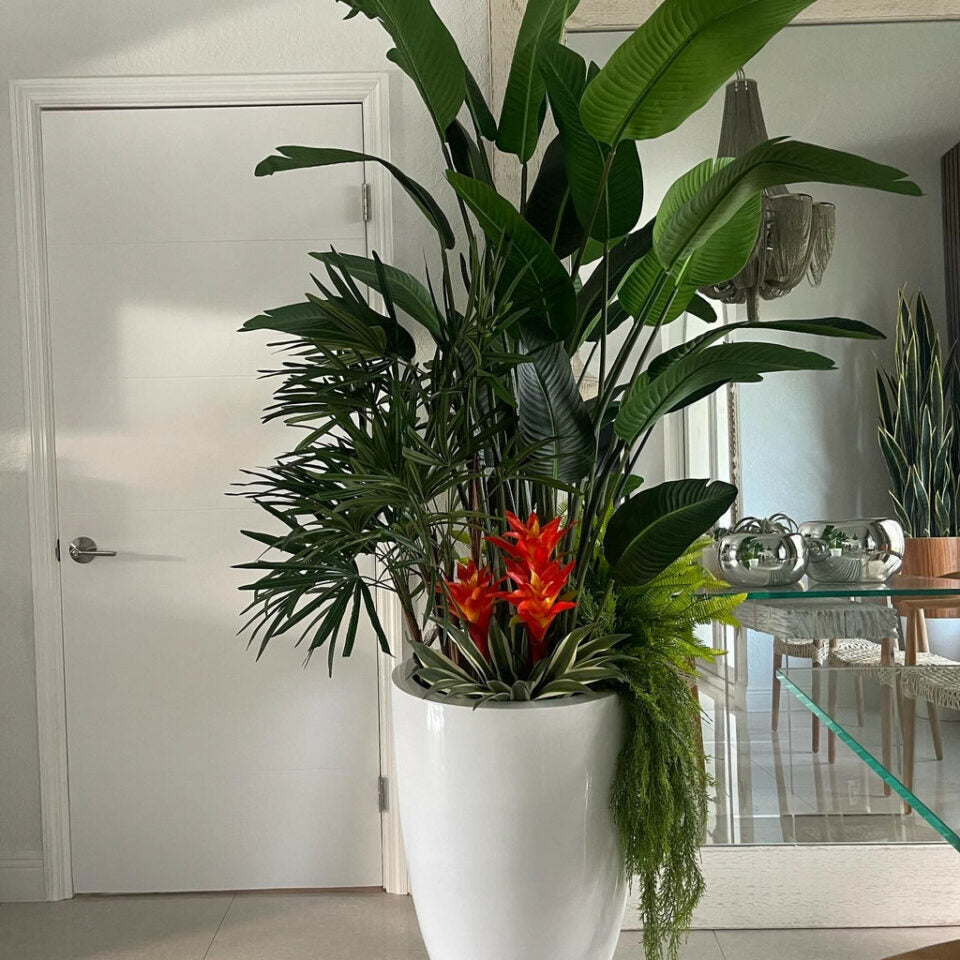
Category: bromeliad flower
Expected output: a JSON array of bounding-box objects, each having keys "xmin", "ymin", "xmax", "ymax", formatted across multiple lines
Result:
[
  {"xmin": 503, "ymin": 559, "xmax": 577, "ymax": 664},
  {"xmin": 442, "ymin": 560, "xmax": 502, "ymax": 659},
  {"xmin": 486, "ymin": 511, "xmax": 568, "ymax": 569}
]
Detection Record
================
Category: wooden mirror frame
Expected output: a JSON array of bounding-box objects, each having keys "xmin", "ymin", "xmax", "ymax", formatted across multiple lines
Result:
[{"xmin": 492, "ymin": 0, "xmax": 960, "ymax": 108}]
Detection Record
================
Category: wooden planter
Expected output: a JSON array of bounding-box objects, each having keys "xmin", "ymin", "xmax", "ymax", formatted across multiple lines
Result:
[{"xmin": 898, "ymin": 537, "xmax": 960, "ymax": 618}]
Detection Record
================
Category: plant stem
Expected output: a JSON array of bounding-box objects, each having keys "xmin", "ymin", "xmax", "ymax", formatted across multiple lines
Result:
[{"xmin": 570, "ymin": 150, "xmax": 617, "ymax": 277}]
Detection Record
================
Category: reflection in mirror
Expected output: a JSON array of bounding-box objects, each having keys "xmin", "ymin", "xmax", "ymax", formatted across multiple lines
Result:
[{"xmin": 569, "ymin": 21, "xmax": 960, "ymax": 848}]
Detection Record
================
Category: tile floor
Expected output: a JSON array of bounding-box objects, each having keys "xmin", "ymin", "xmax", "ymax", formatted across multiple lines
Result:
[
  {"xmin": 698, "ymin": 682, "xmax": 960, "ymax": 846},
  {"xmin": 1, "ymin": 892, "xmax": 958, "ymax": 960}
]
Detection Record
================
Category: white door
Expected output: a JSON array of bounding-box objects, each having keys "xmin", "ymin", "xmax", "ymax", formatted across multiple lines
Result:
[{"xmin": 42, "ymin": 103, "xmax": 383, "ymax": 893}]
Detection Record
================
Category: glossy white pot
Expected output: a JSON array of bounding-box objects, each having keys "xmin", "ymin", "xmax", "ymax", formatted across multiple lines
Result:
[{"xmin": 391, "ymin": 666, "xmax": 627, "ymax": 960}]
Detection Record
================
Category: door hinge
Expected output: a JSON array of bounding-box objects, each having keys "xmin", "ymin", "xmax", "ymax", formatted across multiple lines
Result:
[
  {"xmin": 55, "ymin": 538, "xmax": 61, "ymax": 562},
  {"xmin": 361, "ymin": 182, "xmax": 371, "ymax": 223},
  {"xmin": 378, "ymin": 775, "xmax": 388, "ymax": 813}
]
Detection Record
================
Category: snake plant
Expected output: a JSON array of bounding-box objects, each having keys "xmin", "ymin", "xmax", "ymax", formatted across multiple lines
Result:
[{"xmin": 878, "ymin": 291, "xmax": 960, "ymax": 537}]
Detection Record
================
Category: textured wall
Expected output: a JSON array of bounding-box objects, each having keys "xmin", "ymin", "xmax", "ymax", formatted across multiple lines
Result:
[{"xmin": 0, "ymin": 0, "xmax": 489, "ymax": 867}]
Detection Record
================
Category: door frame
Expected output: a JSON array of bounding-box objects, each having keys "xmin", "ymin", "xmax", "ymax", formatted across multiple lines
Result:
[{"xmin": 11, "ymin": 73, "xmax": 406, "ymax": 901}]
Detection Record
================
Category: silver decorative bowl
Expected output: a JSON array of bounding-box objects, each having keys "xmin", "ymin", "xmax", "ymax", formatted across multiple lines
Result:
[
  {"xmin": 799, "ymin": 518, "xmax": 905, "ymax": 583},
  {"xmin": 717, "ymin": 532, "xmax": 808, "ymax": 587}
]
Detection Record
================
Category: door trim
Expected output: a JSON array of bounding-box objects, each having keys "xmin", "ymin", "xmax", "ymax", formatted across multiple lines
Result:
[{"xmin": 11, "ymin": 72, "xmax": 405, "ymax": 901}]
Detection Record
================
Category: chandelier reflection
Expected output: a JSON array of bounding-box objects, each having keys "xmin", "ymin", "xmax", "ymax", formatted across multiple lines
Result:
[{"xmin": 701, "ymin": 71, "xmax": 837, "ymax": 321}]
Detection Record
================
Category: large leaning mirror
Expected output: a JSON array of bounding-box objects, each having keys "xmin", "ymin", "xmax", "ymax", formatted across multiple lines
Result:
[{"xmin": 562, "ymin": 19, "xmax": 960, "ymax": 848}]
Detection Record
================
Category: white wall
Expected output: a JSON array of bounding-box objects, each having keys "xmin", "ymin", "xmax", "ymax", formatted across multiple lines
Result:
[{"xmin": 0, "ymin": 0, "xmax": 489, "ymax": 879}]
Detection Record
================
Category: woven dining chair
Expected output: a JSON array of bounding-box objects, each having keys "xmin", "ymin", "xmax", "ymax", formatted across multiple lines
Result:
[{"xmin": 898, "ymin": 601, "xmax": 959, "ymax": 800}]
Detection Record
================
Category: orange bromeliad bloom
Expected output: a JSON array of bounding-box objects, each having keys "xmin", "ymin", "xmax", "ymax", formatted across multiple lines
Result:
[
  {"xmin": 443, "ymin": 559, "xmax": 501, "ymax": 659},
  {"xmin": 486, "ymin": 511, "xmax": 567, "ymax": 570},
  {"xmin": 503, "ymin": 558, "xmax": 576, "ymax": 663},
  {"xmin": 489, "ymin": 511, "xmax": 577, "ymax": 664}
]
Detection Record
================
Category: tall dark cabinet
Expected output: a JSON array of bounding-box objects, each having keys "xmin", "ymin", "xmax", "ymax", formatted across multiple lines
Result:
[{"xmin": 944, "ymin": 141, "xmax": 960, "ymax": 348}]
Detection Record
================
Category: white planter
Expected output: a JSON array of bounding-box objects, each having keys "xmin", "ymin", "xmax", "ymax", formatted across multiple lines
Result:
[{"xmin": 391, "ymin": 666, "xmax": 627, "ymax": 960}]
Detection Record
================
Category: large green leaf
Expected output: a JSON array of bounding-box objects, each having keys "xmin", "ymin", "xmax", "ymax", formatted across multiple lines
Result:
[
  {"xmin": 577, "ymin": 223, "xmax": 654, "ymax": 326},
  {"xmin": 310, "ymin": 251, "xmax": 442, "ymax": 341},
  {"xmin": 243, "ymin": 300, "xmax": 416, "ymax": 359},
  {"xmin": 255, "ymin": 146, "xmax": 455, "ymax": 249},
  {"xmin": 540, "ymin": 42, "xmax": 643, "ymax": 241},
  {"xmin": 445, "ymin": 120, "xmax": 494, "ymax": 185},
  {"xmin": 654, "ymin": 139, "xmax": 920, "ymax": 274},
  {"xmin": 615, "ymin": 341, "xmax": 835, "ymax": 444},
  {"xmin": 465, "ymin": 66, "xmax": 498, "ymax": 140},
  {"xmin": 604, "ymin": 479, "xmax": 737, "ymax": 584},
  {"xmin": 648, "ymin": 316, "xmax": 885, "ymax": 379},
  {"xmin": 336, "ymin": 0, "xmax": 465, "ymax": 131},
  {"xmin": 580, "ymin": 0, "xmax": 819, "ymax": 145},
  {"xmin": 524, "ymin": 136, "xmax": 585, "ymax": 258},
  {"xmin": 447, "ymin": 171, "xmax": 577, "ymax": 341},
  {"xmin": 516, "ymin": 341, "xmax": 594, "ymax": 482},
  {"xmin": 496, "ymin": 0, "xmax": 581, "ymax": 162},
  {"xmin": 617, "ymin": 251, "xmax": 699, "ymax": 325},
  {"xmin": 656, "ymin": 159, "xmax": 763, "ymax": 284}
]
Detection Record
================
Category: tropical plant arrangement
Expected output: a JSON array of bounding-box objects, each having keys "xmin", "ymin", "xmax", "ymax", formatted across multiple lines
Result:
[
  {"xmin": 237, "ymin": 0, "xmax": 918, "ymax": 956},
  {"xmin": 878, "ymin": 290, "xmax": 960, "ymax": 538}
]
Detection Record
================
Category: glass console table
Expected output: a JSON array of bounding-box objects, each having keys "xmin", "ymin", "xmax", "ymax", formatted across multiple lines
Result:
[
  {"xmin": 705, "ymin": 574, "xmax": 960, "ymax": 601},
  {"xmin": 778, "ymin": 666, "xmax": 960, "ymax": 851},
  {"xmin": 704, "ymin": 575, "xmax": 960, "ymax": 851}
]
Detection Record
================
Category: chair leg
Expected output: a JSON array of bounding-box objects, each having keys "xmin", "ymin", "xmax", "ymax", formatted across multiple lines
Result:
[
  {"xmin": 901, "ymin": 612, "xmax": 919, "ymax": 813},
  {"xmin": 772, "ymin": 651, "xmax": 782, "ymax": 732},
  {"xmin": 927, "ymin": 702, "xmax": 944, "ymax": 762},
  {"xmin": 880, "ymin": 637, "xmax": 894, "ymax": 797},
  {"xmin": 855, "ymin": 674, "xmax": 865, "ymax": 726},
  {"xmin": 811, "ymin": 653, "xmax": 821, "ymax": 754},
  {"xmin": 916, "ymin": 611, "xmax": 945, "ymax": 762},
  {"xmin": 827, "ymin": 640, "xmax": 838, "ymax": 764},
  {"xmin": 902, "ymin": 694, "xmax": 917, "ymax": 812}
]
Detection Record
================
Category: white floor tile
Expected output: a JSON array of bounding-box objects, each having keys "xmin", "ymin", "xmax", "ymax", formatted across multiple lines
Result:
[
  {"xmin": 715, "ymin": 927, "xmax": 960, "ymax": 960},
  {"xmin": 203, "ymin": 891, "xmax": 428, "ymax": 960},
  {"xmin": 616, "ymin": 929, "xmax": 724, "ymax": 959},
  {"xmin": 3, "ymin": 894, "xmax": 958, "ymax": 960},
  {"xmin": 0, "ymin": 893, "xmax": 232, "ymax": 960}
]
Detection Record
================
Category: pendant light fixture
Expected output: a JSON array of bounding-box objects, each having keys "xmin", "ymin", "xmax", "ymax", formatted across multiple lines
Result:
[{"xmin": 701, "ymin": 71, "xmax": 837, "ymax": 320}]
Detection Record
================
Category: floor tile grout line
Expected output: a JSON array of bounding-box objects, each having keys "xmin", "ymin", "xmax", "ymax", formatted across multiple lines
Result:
[
  {"xmin": 713, "ymin": 929, "xmax": 729, "ymax": 960},
  {"xmin": 201, "ymin": 892, "xmax": 235, "ymax": 960}
]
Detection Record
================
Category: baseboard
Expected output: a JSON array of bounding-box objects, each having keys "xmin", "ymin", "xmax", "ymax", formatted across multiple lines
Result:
[
  {"xmin": 0, "ymin": 852, "xmax": 45, "ymax": 901},
  {"xmin": 624, "ymin": 845, "xmax": 960, "ymax": 929}
]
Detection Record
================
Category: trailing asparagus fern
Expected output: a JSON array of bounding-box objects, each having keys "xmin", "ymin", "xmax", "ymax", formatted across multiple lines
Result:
[{"xmin": 579, "ymin": 539, "xmax": 740, "ymax": 960}]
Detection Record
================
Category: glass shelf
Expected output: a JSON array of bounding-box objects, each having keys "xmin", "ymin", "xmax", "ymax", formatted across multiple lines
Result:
[
  {"xmin": 777, "ymin": 666, "xmax": 960, "ymax": 851},
  {"xmin": 705, "ymin": 574, "xmax": 960, "ymax": 601}
]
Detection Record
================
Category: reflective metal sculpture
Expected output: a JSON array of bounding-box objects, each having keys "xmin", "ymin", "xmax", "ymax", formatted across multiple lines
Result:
[
  {"xmin": 717, "ymin": 531, "xmax": 808, "ymax": 587},
  {"xmin": 800, "ymin": 518, "xmax": 905, "ymax": 583},
  {"xmin": 702, "ymin": 73, "xmax": 837, "ymax": 320}
]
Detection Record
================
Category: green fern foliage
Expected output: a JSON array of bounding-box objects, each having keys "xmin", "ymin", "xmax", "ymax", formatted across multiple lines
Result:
[{"xmin": 582, "ymin": 540, "xmax": 742, "ymax": 960}]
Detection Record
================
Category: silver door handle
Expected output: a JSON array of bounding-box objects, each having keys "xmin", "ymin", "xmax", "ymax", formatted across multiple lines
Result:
[{"xmin": 69, "ymin": 537, "xmax": 117, "ymax": 563}]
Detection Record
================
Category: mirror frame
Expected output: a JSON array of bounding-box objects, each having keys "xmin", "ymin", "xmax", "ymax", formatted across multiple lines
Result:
[{"xmin": 491, "ymin": 1, "xmax": 960, "ymax": 123}]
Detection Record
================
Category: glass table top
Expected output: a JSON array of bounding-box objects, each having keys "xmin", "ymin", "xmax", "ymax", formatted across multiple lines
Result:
[
  {"xmin": 777, "ymin": 666, "xmax": 960, "ymax": 851},
  {"xmin": 706, "ymin": 574, "xmax": 960, "ymax": 601}
]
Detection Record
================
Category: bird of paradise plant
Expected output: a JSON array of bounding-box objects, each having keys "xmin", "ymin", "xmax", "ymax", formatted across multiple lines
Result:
[{"xmin": 237, "ymin": 0, "xmax": 919, "ymax": 954}]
